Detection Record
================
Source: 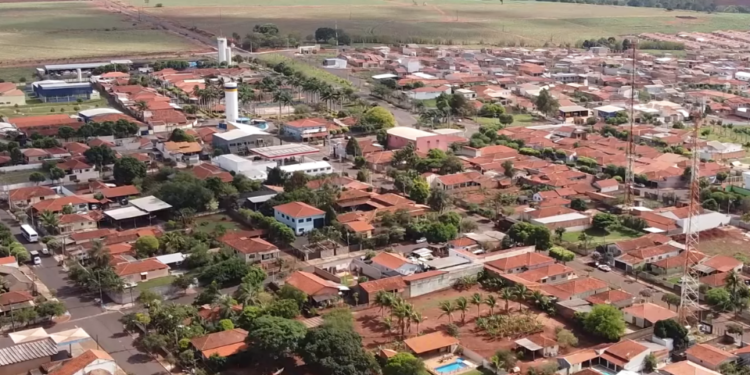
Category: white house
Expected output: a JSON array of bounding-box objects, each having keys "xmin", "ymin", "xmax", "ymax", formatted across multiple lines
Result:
[
  {"xmin": 622, "ymin": 303, "xmax": 677, "ymax": 329},
  {"xmin": 278, "ymin": 161, "xmax": 333, "ymax": 177},
  {"xmin": 51, "ymin": 349, "xmax": 116, "ymax": 375},
  {"xmin": 593, "ymin": 179, "xmax": 619, "ymax": 193},
  {"xmin": 405, "ymin": 86, "xmax": 451, "ymax": 101},
  {"xmin": 370, "ymin": 252, "xmax": 421, "ymax": 277},
  {"xmin": 213, "ymin": 154, "xmax": 275, "ymax": 181},
  {"xmin": 273, "ymin": 201, "xmax": 326, "ymax": 235},
  {"xmin": 401, "ymin": 58, "xmax": 421, "ymax": 73},
  {"xmin": 455, "ymin": 88, "xmax": 477, "ymax": 100}
]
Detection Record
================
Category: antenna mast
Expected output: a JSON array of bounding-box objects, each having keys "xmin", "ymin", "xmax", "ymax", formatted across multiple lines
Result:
[
  {"xmin": 624, "ymin": 37, "xmax": 638, "ymax": 209},
  {"xmin": 678, "ymin": 100, "xmax": 705, "ymax": 326}
]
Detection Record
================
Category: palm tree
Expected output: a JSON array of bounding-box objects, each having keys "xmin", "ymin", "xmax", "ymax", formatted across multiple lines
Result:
[
  {"xmin": 455, "ymin": 297, "xmax": 469, "ymax": 324},
  {"xmin": 501, "ymin": 288, "xmax": 514, "ymax": 312},
  {"xmin": 87, "ymin": 240, "xmax": 110, "ymax": 268},
  {"xmin": 38, "ymin": 210, "xmax": 59, "ymax": 235},
  {"xmin": 438, "ymin": 300, "xmax": 456, "ymax": 324},
  {"xmin": 234, "ymin": 278, "xmax": 260, "ymax": 306},
  {"xmin": 392, "ymin": 300, "xmax": 413, "ymax": 338},
  {"xmin": 485, "ymin": 295, "xmax": 498, "ymax": 316},
  {"xmin": 134, "ymin": 100, "xmax": 149, "ymax": 119},
  {"xmin": 214, "ymin": 294, "xmax": 238, "ymax": 319},
  {"xmin": 513, "ymin": 284, "xmax": 531, "ymax": 310},
  {"xmin": 319, "ymin": 87, "xmax": 334, "ymax": 112},
  {"xmin": 410, "ymin": 310, "xmax": 424, "ymax": 334},
  {"xmin": 471, "ymin": 293, "xmax": 483, "ymax": 317},
  {"xmin": 374, "ymin": 290, "xmax": 394, "ymax": 316},
  {"xmin": 725, "ymin": 270, "xmax": 744, "ymax": 316},
  {"xmin": 272, "ymin": 90, "xmax": 293, "ymax": 120}
]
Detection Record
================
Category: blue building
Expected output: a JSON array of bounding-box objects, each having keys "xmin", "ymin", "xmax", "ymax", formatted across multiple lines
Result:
[
  {"xmin": 593, "ymin": 105, "xmax": 626, "ymax": 120},
  {"xmin": 273, "ymin": 201, "xmax": 326, "ymax": 235},
  {"xmin": 32, "ymin": 81, "xmax": 99, "ymax": 103}
]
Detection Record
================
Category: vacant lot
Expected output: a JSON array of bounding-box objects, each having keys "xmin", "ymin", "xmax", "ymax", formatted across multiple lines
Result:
[
  {"xmin": 130, "ymin": 0, "xmax": 750, "ymax": 46},
  {"xmin": 0, "ymin": 1, "xmax": 201, "ymax": 64},
  {"xmin": 194, "ymin": 214, "xmax": 245, "ymax": 234},
  {"xmin": 0, "ymin": 99, "xmax": 108, "ymax": 118},
  {"xmin": 695, "ymin": 227, "xmax": 750, "ymax": 259}
]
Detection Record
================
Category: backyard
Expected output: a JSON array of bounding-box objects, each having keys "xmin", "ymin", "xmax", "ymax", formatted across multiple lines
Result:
[
  {"xmin": 561, "ymin": 227, "xmax": 641, "ymax": 247},
  {"xmin": 0, "ymin": 169, "xmax": 42, "ymax": 185},
  {"xmin": 193, "ymin": 214, "xmax": 245, "ymax": 234}
]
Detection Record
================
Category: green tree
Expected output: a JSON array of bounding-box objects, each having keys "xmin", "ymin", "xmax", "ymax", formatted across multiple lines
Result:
[
  {"xmin": 249, "ymin": 315, "xmax": 307, "ymax": 360},
  {"xmin": 582, "ymin": 304, "xmax": 626, "ymax": 341},
  {"xmin": 297, "ymin": 323, "xmax": 379, "ymax": 375},
  {"xmin": 491, "ymin": 349, "xmax": 517, "ymax": 372},
  {"xmin": 57, "ymin": 126, "xmax": 76, "ymax": 141},
  {"xmin": 549, "ymin": 246, "xmax": 575, "ymax": 263},
  {"xmin": 267, "ymin": 299, "xmax": 301, "ymax": 319},
  {"xmin": 83, "ymin": 145, "xmax": 117, "ymax": 170},
  {"xmin": 346, "ymin": 137, "xmax": 362, "ymax": 156},
  {"xmin": 556, "ymin": 328, "xmax": 578, "ymax": 349},
  {"xmin": 427, "ymin": 187, "xmax": 450, "ymax": 213},
  {"xmin": 644, "ymin": 354, "xmax": 657, "ymax": 372},
  {"xmin": 409, "ymin": 178, "xmax": 430, "ymax": 204},
  {"xmin": 502, "ymin": 160, "xmax": 514, "ymax": 178},
  {"xmin": 134, "ymin": 235, "xmax": 160, "ymax": 258},
  {"xmin": 554, "ymin": 227, "xmax": 566, "ymax": 241},
  {"xmin": 48, "ymin": 167, "xmax": 65, "ymax": 183},
  {"xmin": 278, "ymin": 284, "xmax": 308, "ymax": 308},
  {"xmin": 425, "ymin": 222, "xmax": 458, "ymax": 243},
  {"xmin": 570, "ymin": 198, "xmax": 587, "ymax": 211},
  {"xmin": 706, "ymin": 287, "xmax": 732, "ymax": 311},
  {"xmin": 136, "ymin": 289, "xmax": 163, "ymax": 306},
  {"xmin": 661, "ymin": 293, "xmax": 681, "ymax": 311},
  {"xmin": 29, "ymin": 172, "xmax": 46, "ymax": 185},
  {"xmin": 384, "ymin": 352, "xmax": 427, "ymax": 375},
  {"xmin": 534, "ymin": 88, "xmax": 560, "ymax": 117},
  {"xmin": 114, "ymin": 157, "xmax": 147, "ymax": 185},
  {"xmin": 362, "ymin": 106, "xmax": 396, "ymax": 129},
  {"xmin": 169, "ymin": 129, "xmax": 195, "ymax": 142},
  {"xmin": 592, "ymin": 213, "xmax": 619, "ymax": 230},
  {"xmin": 654, "ymin": 319, "xmax": 689, "ymax": 350},
  {"xmin": 35, "ymin": 301, "xmax": 66, "ymax": 320},
  {"xmin": 478, "ymin": 103, "xmax": 505, "ymax": 118}
]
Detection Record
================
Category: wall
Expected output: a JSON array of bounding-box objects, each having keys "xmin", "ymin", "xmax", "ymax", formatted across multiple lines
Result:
[
  {"xmin": 0, "ymin": 165, "xmax": 44, "ymax": 173},
  {"xmin": 120, "ymin": 268, "xmax": 169, "ymax": 284},
  {"xmin": 407, "ymin": 263, "xmax": 484, "ymax": 298},
  {"xmin": 462, "ymin": 347, "xmax": 491, "ymax": 369},
  {"xmin": 0, "ymin": 356, "xmax": 54, "ymax": 375},
  {"xmin": 274, "ymin": 210, "xmax": 325, "ymax": 235}
]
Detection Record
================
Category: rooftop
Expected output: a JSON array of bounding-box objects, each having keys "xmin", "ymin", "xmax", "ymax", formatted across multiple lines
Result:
[
  {"xmin": 686, "ymin": 344, "xmax": 735, "ymax": 367},
  {"xmin": 274, "ymin": 201, "xmax": 325, "ymax": 218},
  {"xmin": 622, "ymin": 302, "xmax": 677, "ymax": 323},
  {"xmin": 403, "ymin": 331, "xmax": 459, "ymax": 354}
]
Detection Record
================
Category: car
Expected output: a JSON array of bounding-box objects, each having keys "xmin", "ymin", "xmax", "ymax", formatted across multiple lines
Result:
[
  {"xmin": 597, "ymin": 264, "xmax": 612, "ymax": 272},
  {"xmin": 40, "ymin": 244, "xmax": 49, "ymax": 256},
  {"xmin": 322, "ymin": 157, "xmax": 330, "ymax": 161},
  {"xmin": 415, "ymin": 237, "xmax": 427, "ymax": 244},
  {"xmin": 33, "ymin": 257, "xmax": 41, "ymax": 266}
]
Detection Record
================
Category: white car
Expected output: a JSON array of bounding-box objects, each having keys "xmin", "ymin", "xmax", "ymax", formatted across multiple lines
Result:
[
  {"xmin": 33, "ymin": 257, "xmax": 42, "ymax": 266},
  {"xmin": 597, "ymin": 264, "xmax": 612, "ymax": 272},
  {"xmin": 415, "ymin": 237, "xmax": 427, "ymax": 244},
  {"xmin": 40, "ymin": 244, "xmax": 49, "ymax": 255}
]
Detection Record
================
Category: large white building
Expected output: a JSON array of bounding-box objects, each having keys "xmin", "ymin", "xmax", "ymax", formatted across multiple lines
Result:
[
  {"xmin": 213, "ymin": 154, "xmax": 275, "ymax": 181},
  {"xmin": 278, "ymin": 161, "xmax": 333, "ymax": 177}
]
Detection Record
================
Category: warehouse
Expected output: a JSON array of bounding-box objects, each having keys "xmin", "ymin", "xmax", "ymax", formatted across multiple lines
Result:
[
  {"xmin": 212, "ymin": 128, "xmax": 275, "ymax": 154},
  {"xmin": 32, "ymin": 81, "xmax": 100, "ymax": 103}
]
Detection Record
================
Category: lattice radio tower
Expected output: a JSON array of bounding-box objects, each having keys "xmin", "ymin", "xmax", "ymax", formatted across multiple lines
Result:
[
  {"xmin": 624, "ymin": 38, "xmax": 638, "ymax": 209},
  {"xmin": 678, "ymin": 102, "xmax": 705, "ymax": 327}
]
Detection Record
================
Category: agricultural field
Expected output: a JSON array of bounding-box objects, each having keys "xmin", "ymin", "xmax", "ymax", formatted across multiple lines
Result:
[
  {"xmin": 0, "ymin": 1, "xmax": 202, "ymax": 64},
  {"xmin": 130, "ymin": 0, "xmax": 750, "ymax": 46}
]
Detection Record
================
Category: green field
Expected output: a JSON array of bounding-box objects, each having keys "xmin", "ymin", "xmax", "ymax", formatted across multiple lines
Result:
[
  {"xmin": 473, "ymin": 113, "xmax": 538, "ymax": 127},
  {"xmin": 136, "ymin": 275, "xmax": 177, "ymax": 291},
  {"xmin": 561, "ymin": 227, "xmax": 641, "ymax": 244},
  {"xmin": 0, "ymin": 1, "xmax": 201, "ymax": 64},
  {"xmin": 130, "ymin": 0, "xmax": 750, "ymax": 46},
  {"xmin": 194, "ymin": 214, "xmax": 243, "ymax": 234},
  {"xmin": 0, "ymin": 99, "xmax": 108, "ymax": 119},
  {"xmin": 0, "ymin": 170, "xmax": 42, "ymax": 185},
  {"xmin": 0, "ymin": 68, "xmax": 36, "ymax": 84}
]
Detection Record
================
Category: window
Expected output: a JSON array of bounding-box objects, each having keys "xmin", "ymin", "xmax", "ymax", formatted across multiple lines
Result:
[
  {"xmin": 298, "ymin": 219, "xmax": 303, "ymax": 223},
  {"xmin": 306, "ymin": 218, "xmax": 312, "ymax": 222},
  {"xmin": 140, "ymin": 272, "xmax": 148, "ymax": 281}
]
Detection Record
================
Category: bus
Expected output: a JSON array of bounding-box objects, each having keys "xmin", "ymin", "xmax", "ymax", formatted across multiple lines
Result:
[{"xmin": 20, "ymin": 224, "xmax": 38, "ymax": 243}]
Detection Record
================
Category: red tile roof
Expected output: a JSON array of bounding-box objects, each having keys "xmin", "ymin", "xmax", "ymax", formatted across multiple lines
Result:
[
  {"xmin": 190, "ymin": 328, "xmax": 248, "ymax": 357},
  {"xmin": 540, "ymin": 277, "xmax": 608, "ymax": 300},
  {"xmin": 403, "ymin": 331, "xmax": 459, "ymax": 354},
  {"xmin": 284, "ymin": 118, "xmax": 329, "ymax": 128},
  {"xmin": 273, "ymin": 201, "xmax": 325, "ymax": 218},
  {"xmin": 486, "ymin": 252, "xmax": 555, "ymax": 272},
  {"xmin": 219, "ymin": 231, "xmax": 278, "ymax": 254},
  {"xmin": 9, "ymin": 114, "xmax": 80, "ymax": 129},
  {"xmin": 191, "ymin": 163, "xmax": 233, "ymax": 182},
  {"xmin": 98, "ymin": 185, "xmax": 139, "ymax": 198},
  {"xmin": 359, "ymin": 276, "xmax": 406, "ymax": 294},
  {"xmin": 32, "ymin": 195, "xmax": 97, "ymax": 213},
  {"xmin": 0, "ymin": 290, "xmax": 33, "ymax": 305},
  {"xmin": 114, "ymin": 258, "xmax": 168, "ymax": 276},
  {"xmin": 517, "ymin": 264, "xmax": 574, "ymax": 283},
  {"xmin": 686, "ymin": 344, "xmax": 735, "ymax": 367},
  {"xmin": 605, "ymin": 339, "xmax": 648, "ymax": 362},
  {"xmin": 702, "ymin": 255, "xmax": 742, "ymax": 273},
  {"xmin": 50, "ymin": 350, "xmax": 113, "ymax": 375},
  {"xmin": 285, "ymin": 271, "xmax": 339, "ymax": 296},
  {"xmin": 622, "ymin": 302, "xmax": 677, "ymax": 323},
  {"xmin": 585, "ymin": 289, "xmax": 634, "ymax": 305},
  {"xmin": 9, "ymin": 186, "xmax": 56, "ymax": 202},
  {"xmin": 371, "ymin": 252, "xmax": 410, "ymax": 270}
]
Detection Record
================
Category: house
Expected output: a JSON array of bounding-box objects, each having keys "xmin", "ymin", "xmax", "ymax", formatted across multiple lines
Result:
[
  {"xmin": 0, "ymin": 291, "xmax": 35, "ymax": 313},
  {"xmin": 0, "ymin": 265, "xmax": 34, "ymax": 292},
  {"xmin": 557, "ymin": 352, "xmax": 601, "ymax": 375},
  {"xmin": 8, "ymin": 114, "xmax": 82, "ymax": 137},
  {"xmin": 56, "ymin": 158, "xmax": 97, "ymax": 183},
  {"xmin": 694, "ymin": 255, "xmax": 743, "ymax": 276},
  {"xmin": 541, "ymin": 277, "xmax": 609, "ymax": 300},
  {"xmin": 113, "ymin": 258, "xmax": 169, "ymax": 284},
  {"xmin": 622, "ymin": 302, "xmax": 677, "ymax": 328},
  {"xmin": 599, "ymin": 340, "xmax": 651, "ymax": 372},
  {"xmin": 523, "ymin": 206, "xmax": 591, "ymax": 231},
  {"xmin": 344, "ymin": 220, "xmax": 374, "ymax": 238},
  {"xmin": 191, "ymin": 163, "xmax": 233, "ymax": 183},
  {"xmin": 365, "ymin": 151, "xmax": 394, "ymax": 172},
  {"xmin": 190, "ymin": 328, "xmax": 248, "ymax": 359},
  {"xmin": 517, "ymin": 264, "xmax": 575, "ymax": 284},
  {"xmin": 606, "ymin": 233, "xmax": 671, "ymax": 258},
  {"xmin": 650, "ymin": 251, "xmax": 706, "ymax": 275},
  {"xmin": 0, "ymin": 338, "xmax": 58, "ymax": 375},
  {"xmin": 485, "ymin": 252, "xmax": 555, "ymax": 274},
  {"xmin": 358, "ymin": 276, "xmax": 407, "ymax": 305},
  {"xmin": 403, "ymin": 331, "xmax": 459, "ymax": 357},
  {"xmin": 95, "ymin": 185, "xmax": 140, "ymax": 204},
  {"xmin": 219, "ymin": 230, "xmax": 280, "ymax": 264},
  {"xmin": 285, "ymin": 271, "xmax": 341, "ymax": 305},
  {"xmin": 614, "ymin": 243, "xmax": 683, "ymax": 272},
  {"xmin": 281, "ymin": 118, "xmax": 330, "ymax": 141},
  {"xmin": 157, "ymin": 141, "xmax": 202, "ymax": 164},
  {"xmin": 273, "ymin": 202, "xmax": 326, "ymax": 235},
  {"xmin": 405, "ymin": 86, "xmax": 451, "ymax": 100},
  {"xmin": 685, "ymin": 344, "xmax": 736, "ymax": 371},
  {"xmin": 515, "ymin": 333, "xmax": 559, "ymax": 358},
  {"xmin": 585, "ymin": 289, "xmax": 635, "ymax": 309},
  {"xmin": 593, "ymin": 179, "xmax": 619, "ymax": 193},
  {"xmin": 386, "ymin": 126, "xmax": 449, "ymax": 152},
  {"xmin": 0, "ymin": 82, "xmax": 25, "ymax": 107},
  {"xmin": 558, "ymin": 106, "xmax": 591, "ymax": 122},
  {"xmin": 49, "ymin": 349, "xmax": 116, "ymax": 375},
  {"xmin": 660, "ymin": 361, "xmax": 722, "ymax": 375},
  {"xmin": 59, "ymin": 213, "xmax": 98, "ymax": 235},
  {"xmin": 8, "ymin": 186, "xmax": 57, "ymax": 210},
  {"xmin": 31, "ymin": 195, "xmax": 97, "ymax": 215},
  {"xmin": 22, "ymin": 148, "xmax": 50, "ymax": 164},
  {"xmin": 370, "ymin": 252, "xmax": 421, "ymax": 277}
]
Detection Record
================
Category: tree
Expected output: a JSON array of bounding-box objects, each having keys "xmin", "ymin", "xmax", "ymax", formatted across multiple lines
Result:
[
  {"xmin": 661, "ymin": 293, "xmax": 681, "ymax": 311},
  {"xmin": 644, "ymin": 354, "xmax": 657, "ymax": 372},
  {"xmin": 491, "ymin": 349, "xmax": 517, "ymax": 372},
  {"xmin": 250, "ymin": 315, "xmax": 307, "ymax": 360},
  {"xmin": 706, "ymin": 287, "xmax": 732, "ymax": 311},
  {"xmin": 172, "ymin": 274, "xmax": 193, "ymax": 295},
  {"xmin": 505, "ymin": 222, "xmax": 552, "ymax": 250},
  {"xmin": 29, "ymin": 172, "xmax": 46, "ymax": 185},
  {"xmin": 549, "ymin": 246, "xmax": 575, "ymax": 263},
  {"xmin": 35, "ymin": 301, "xmax": 66, "ymax": 320},
  {"xmin": 39, "ymin": 210, "xmax": 60, "ymax": 234},
  {"xmin": 534, "ymin": 88, "xmax": 560, "ymax": 117},
  {"xmin": 155, "ymin": 174, "xmax": 214, "ymax": 212},
  {"xmin": 135, "ymin": 235, "xmax": 160, "ymax": 258},
  {"xmin": 194, "ymin": 281, "xmax": 221, "ymax": 306},
  {"xmin": 169, "ymin": 129, "xmax": 195, "ymax": 142},
  {"xmin": 409, "ymin": 178, "xmax": 430, "ymax": 204},
  {"xmin": 356, "ymin": 168, "xmax": 370, "ymax": 183},
  {"xmin": 455, "ymin": 296, "xmax": 469, "ymax": 323},
  {"xmin": 57, "ymin": 126, "xmax": 76, "ymax": 141},
  {"xmin": 427, "ymin": 187, "xmax": 450, "ymax": 213},
  {"xmin": 84, "ymin": 145, "xmax": 117, "ymax": 170},
  {"xmin": 555, "ymin": 227, "xmax": 566, "ymax": 241},
  {"xmin": 362, "ymin": 106, "xmax": 396, "ymax": 129},
  {"xmin": 278, "ymin": 284, "xmax": 308, "ymax": 308},
  {"xmin": 478, "ymin": 103, "xmax": 505, "ymax": 118},
  {"xmin": 592, "ymin": 213, "xmax": 619, "ymax": 230},
  {"xmin": 267, "ymin": 299, "xmax": 301, "ymax": 319},
  {"xmin": 425, "ymin": 222, "xmax": 457, "ymax": 243},
  {"xmin": 570, "ymin": 198, "xmax": 587, "ymax": 211},
  {"xmin": 114, "ymin": 157, "xmax": 147, "ymax": 185},
  {"xmin": 654, "ymin": 319, "xmax": 689, "ymax": 350},
  {"xmin": 384, "ymin": 352, "xmax": 427, "ymax": 375},
  {"xmin": 297, "ymin": 324, "xmax": 379, "ymax": 375},
  {"xmin": 48, "ymin": 167, "xmax": 65, "ymax": 183},
  {"xmin": 582, "ymin": 304, "xmax": 626, "ymax": 341},
  {"xmin": 346, "ymin": 137, "xmax": 362, "ymax": 156},
  {"xmin": 438, "ymin": 300, "xmax": 456, "ymax": 323},
  {"xmin": 556, "ymin": 328, "xmax": 578, "ymax": 348},
  {"xmin": 502, "ymin": 160, "xmax": 514, "ymax": 178},
  {"xmin": 136, "ymin": 289, "xmax": 163, "ymax": 307}
]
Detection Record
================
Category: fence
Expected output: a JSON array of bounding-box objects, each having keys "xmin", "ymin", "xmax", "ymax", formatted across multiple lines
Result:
[
  {"xmin": 621, "ymin": 326, "xmax": 654, "ymax": 341},
  {"xmin": 0, "ymin": 165, "xmax": 43, "ymax": 173}
]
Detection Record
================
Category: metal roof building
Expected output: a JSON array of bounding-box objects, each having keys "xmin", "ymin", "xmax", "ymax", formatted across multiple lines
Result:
[
  {"xmin": 43, "ymin": 60, "xmax": 132, "ymax": 73},
  {"xmin": 0, "ymin": 337, "xmax": 58, "ymax": 366}
]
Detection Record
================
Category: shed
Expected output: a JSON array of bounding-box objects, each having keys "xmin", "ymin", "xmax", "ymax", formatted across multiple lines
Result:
[
  {"xmin": 404, "ymin": 331, "xmax": 459, "ymax": 356},
  {"xmin": 129, "ymin": 196, "xmax": 172, "ymax": 213},
  {"xmin": 9, "ymin": 328, "xmax": 49, "ymax": 344}
]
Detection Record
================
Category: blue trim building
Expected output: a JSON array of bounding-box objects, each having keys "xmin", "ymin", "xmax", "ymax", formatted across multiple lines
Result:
[{"xmin": 32, "ymin": 82, "xmax": 99, "ymax": 103}]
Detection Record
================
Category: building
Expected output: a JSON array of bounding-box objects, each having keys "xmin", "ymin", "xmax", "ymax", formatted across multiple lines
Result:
[
  {"xmin": 515, "ymin": 333, "xmax": 559, "ymax": 358},
  {"xmin": 358, "ymin": 276, "xmax": 407, "ymax": 305},
  {"xmin": 599, "ymin": 340, "xmax": 651, "ymax": 372},
  {"xmin": 661, "ymin": 361, "xmax": 722, "ymax": 375},
  {"xmin": 212, "ymin": 128, "xmax": 274, "ymax": 154},
  {"xmin": 32, "ymin": 81, "xmax": 100, "ymax": 103},
  {"xmin": 0, "ymin": 291, "xmax": 35, "ymax": 313},
  {"xmin": 403, "ymin": 331, "xmax": 459, "ymax": 357},
  {"xmin": 8, "ymin": 114, "xmax": 83, "ymax": 137},
  {"xmin": 273, "ymin": 201, "xmax": 326, "ymax": 235},
  {"xmin": 322, "ymin": 58, "xmax": 348, "ymax": 69},
  {"xmin": 285, "ymin": 271, "xmax": 341, "ymax": 306},
  {"xmin": 190, "ymin": 329, "xmax": 248, "ymax": 359},
  {"xmin": 49, "ymin": 349, "xmax": 116, "ymax": 375},
  {"xmin": 622, "ymin": 302, "xmax": 677, "ymax": 328},
  {"xmin": 278, "ymin": 161, "xmax": 333, "ymax": 177},
  {"xmin": 585, "ymin": 289, "xmax": 635, "ymax": 309},
  {"xmin": 594, "ymin": 105, "xmax": 626, "ymax": 120},
  {"xmin": 191, "ymin": 163, "xmax": 233, "ymax": 183},
  {"xmin": 541, "ymin": 277, "xmax": 608, "ymax": 300},
  {"xmin": 0, "ymin": 82, "xmax": 25, "ymax": 107},
  {"xmin": 558, "ymin": 105, "xmax": 591, "ymax": 122},
  {"xmin": 113, "ymin": 258, "xmax": 169, "ymax": 284},
  {"xmin": 157, "ymin": 141, "xmax": 202, "ymax": 164},
  {"xmin": 59, "ymin": 213, "xmax": 98, "ymax": 235},
  {"xmin": 524, "ymin": 206, "xmax": 591, "ymax": 231},
  {"xmin": 517, "ymin": 264, "xmax": 575, "ymax": 284},
  {"xmin": 281, "ymin": 118, "xmax": 329, "ymax": 141},
  {"xmin": 593, "ymin": 179, "xmax": 619, "ymax": 193},
  {"xmin": 8, "ymin": 186, "xmax": 57, "ymax": 210},
  {"xmin": 387, "ymin": 126, "xmax": 449, "ymax": 152},
  {"xmin": 370, "ymin": 252, "xmax": 421, "ymax": 277},
  {"xmin": 219, "ymin": 230, "xmax": 280, "ymax": 264},
  {"xmin": 699, "ymin": 141, "xmax": 745, "ymax": 161},
  {"xmin": 685, "ymin": 344, "xmax": 736, "ymax": 371},
  {"xmin": 485, "ymin": 252, "xmax": 555, "ymax": 274},
  {"xmin": 0, "ymin": 338, "xmax": 58, "ymax": 375},
  {"xmin": 694, "ymin": 255, "xmax": 743, "ymax": 276},
  {"xmin": 405, "ymin": 86, "xmax": 451, "ymax": 100}
]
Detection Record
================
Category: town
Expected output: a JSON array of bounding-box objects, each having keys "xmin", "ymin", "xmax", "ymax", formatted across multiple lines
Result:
[{"xmin": 0, "ymin": 33, "xmax": 750, "ymax": 375}]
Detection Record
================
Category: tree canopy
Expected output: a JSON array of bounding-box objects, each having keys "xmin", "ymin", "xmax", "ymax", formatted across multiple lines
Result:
[
  {"xmin": 582, "ymin": 304, "xmax": 626, "ymax": 341},
  {"xmin": 249, "ymin": 315, "xmax": 307, "ymax": 360}
]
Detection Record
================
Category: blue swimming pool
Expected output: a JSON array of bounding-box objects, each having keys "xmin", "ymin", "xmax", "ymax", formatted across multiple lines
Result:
[
  {"xmin": 594, "ymin": 366, "xmax": 617, "ymax": 375},
  {"xmin": 435, "ymin": 358, "xmax": 468, "ymax": 374}
]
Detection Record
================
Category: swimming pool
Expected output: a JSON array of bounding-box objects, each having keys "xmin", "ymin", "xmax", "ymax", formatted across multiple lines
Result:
[
  {"xmin": 435, "ymin": 358, "xmax": 468, "ymax": 374},
  {"xmin": 594, "ymin": 366, "xmax": 617, "ymax": 375}
]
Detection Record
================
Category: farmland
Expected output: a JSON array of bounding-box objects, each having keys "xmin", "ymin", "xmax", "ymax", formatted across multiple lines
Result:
[
  {"xmin": 0, "ymin": 1, "xmax": 202, "ymax": 64},
  {"xmin": 126, "ymin": 0, "xmax": 750, "ymax": 46}
]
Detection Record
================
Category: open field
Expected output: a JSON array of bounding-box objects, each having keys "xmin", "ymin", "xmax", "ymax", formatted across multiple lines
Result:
[
  {"xmin": 194, "ymin": 214, "xmax": 244, "ymax": 234},
  {"xmin": 0, "ymin": 1, "xmax": 202, "ymax": 64},
  {"xmin": 129, "ymin": 0, "xmax": 750, "ymax": 46},
  {"xmin": 0, "ymin": 67, "xmax": 36, "ymax": 84},
  {"xmin": 561, "ymin": 227, "xmax": 641, "ymax": 245},
  {"xmin": 694, "ymin": 227, "xmax": 750, "ymax": 259},
  {"xmin": 0, "ymin": 99, "xmax": 108, "ymax": 118},
  {"xmin": 0, "ymin": 170, "xmax": 41, "ymax": 185}
]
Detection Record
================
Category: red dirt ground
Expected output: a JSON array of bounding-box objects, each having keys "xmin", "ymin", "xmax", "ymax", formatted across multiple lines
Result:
[{"xmin": 353, "ymin": 286, "xmax": 602, "ymax": 371}]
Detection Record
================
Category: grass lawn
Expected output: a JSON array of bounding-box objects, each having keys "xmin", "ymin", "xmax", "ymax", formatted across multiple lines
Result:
[
  {"xmin": 473, "ymin": 117, "xmax": 500, "ymax": 126},
  {"xmin": 136, "ymin": 275, "xmax": 177, "ymax": 291},
  {"xmin": 561, "ymin": 227, "xmax": 641, "ymax": 244},
  {"xmin": 667, "ymin": 276, "xmax": 682, "ymax": 285},
  {"xmin": 704, "ymin": 125, "xmax": 750, "ymax": 146},
  {"xmin": 194, "ymin": 214, "xmax": 242, "ymax": 234},
  {"xmin": 0, "ymin": 170, "xmax": 42, "ymax": 184},
  {"xmin": 420, "ymin": 99, "xmax": 437, "ymax": 108},
  {"xmin": 0, "ymin": 99, "xmax": 108, "ymax": 118},
  {"xmin": 0, "ymin": 68, "xmax": 35, "ymax": 84},
  {"xmin": 256, "ymin": 54, "xmax": 352, "ymax": 88}
]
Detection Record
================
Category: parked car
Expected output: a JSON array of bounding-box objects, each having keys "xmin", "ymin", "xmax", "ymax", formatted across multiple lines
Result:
[
  {"xmin": 415, "ymin": 237, "xmax": 427, "ymax": 244},
  {"xmin": 40, "ymin": 244, "xmax": 49, "ymax": 256},
  {"xmin": 33, "ymin": 257, "xmax": 41, "ymax": 266},
  {"xmin": 597, "ymin": 264, "xmax": 612, "ymax": 272}
]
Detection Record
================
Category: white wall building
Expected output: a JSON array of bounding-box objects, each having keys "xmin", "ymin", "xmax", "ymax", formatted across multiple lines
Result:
[{"xmin": 278, "ymin": 161, "xmax": 333, "ymax": 177}]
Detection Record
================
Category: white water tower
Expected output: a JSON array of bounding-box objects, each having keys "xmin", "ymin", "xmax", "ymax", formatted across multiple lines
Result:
[
  {"xmin": 217, "ymin": 37, "xmax": 228, "ymax": 63},
  {"xmin": 224, "ymin": 82, "xmax": 238, "ymax": 122}
]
